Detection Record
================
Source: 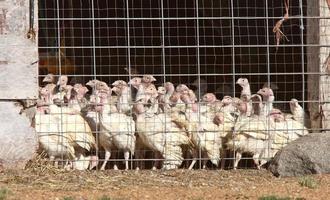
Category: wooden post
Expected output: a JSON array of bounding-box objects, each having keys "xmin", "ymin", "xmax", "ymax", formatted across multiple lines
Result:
[
  {"xmin": 307, "ymin": 0, "xmax": 322, "ymax": 131},
  {"xmin": 319, "ymin": 0, "xmax": 330, "ymax": 132}
]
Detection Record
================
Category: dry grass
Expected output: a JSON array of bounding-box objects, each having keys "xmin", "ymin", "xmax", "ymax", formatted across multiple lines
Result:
[
  {"xmin": 298, "ymin": 176, "xmax": 319, "ymax": 189},
  {"xmin": 258, "ymin": 196, "xmax": 291, "ymax": 200},
  {"xmin": 0, "ymin": 158, "xmax": 329, "ymax": 199},
  {"xmin": 24, "ymin": 152, "xmax": 62, "ymax": 173},
  {"xmin": 0, "ymin": 188, "xmax": 11, "ymax": 200}
]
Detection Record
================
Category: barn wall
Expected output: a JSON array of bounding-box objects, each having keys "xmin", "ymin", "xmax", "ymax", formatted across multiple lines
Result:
[
  {"xmin": 307, "ymin": 0, "xmax": 321, "ymax": 131},
  {"xmin": 0, "ymin": 0, "xmax": 39, "ymax": 169},
  {"xmin": 319, "ymin": 0, "xmax": 330, "ymax": 132},
  {"xmin": 0, "ymin": 0, "xmax": 38, "ymax": 99}
]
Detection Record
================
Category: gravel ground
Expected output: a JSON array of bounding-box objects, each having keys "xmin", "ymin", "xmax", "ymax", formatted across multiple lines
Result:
[{"xmin": 0, "ymin": 169, "xmax": 329, "ymax": 200}]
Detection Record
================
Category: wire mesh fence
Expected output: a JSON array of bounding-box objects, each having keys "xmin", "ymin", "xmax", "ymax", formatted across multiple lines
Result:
[{"xmin": 34, "ymin": 0, "xmax": 327, "ymax": 170}]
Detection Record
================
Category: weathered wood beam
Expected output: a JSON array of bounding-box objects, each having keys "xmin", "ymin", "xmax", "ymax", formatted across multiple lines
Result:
[
  {"xmin": 319, "ymin": 0, "xmax": 330, "ymax": 132},
  {"xmin": 307, "ymin": 0, "xmax": 322, "ymax": 131}
]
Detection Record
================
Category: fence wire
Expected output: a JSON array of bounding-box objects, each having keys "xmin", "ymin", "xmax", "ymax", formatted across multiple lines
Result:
[{"xmin": 34, "ymin": 0, "xmax": 327, "ymax": 170}]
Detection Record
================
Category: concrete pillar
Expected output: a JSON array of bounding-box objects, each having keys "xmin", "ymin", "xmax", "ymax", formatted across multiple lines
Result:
[{"xmin": 0, "ymin": 0, "xmax": 38, "ymax": 169}]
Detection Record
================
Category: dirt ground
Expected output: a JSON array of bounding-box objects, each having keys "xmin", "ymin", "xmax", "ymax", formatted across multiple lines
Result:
[{"xmin": 0, "ymin": 168, "xmax": 329, "ymax": 200}]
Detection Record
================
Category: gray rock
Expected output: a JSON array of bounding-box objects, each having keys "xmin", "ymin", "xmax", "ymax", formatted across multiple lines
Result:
[
  {"xmin": 268, "ymin": 132, "xmax": 330, "ymax": 177},
  {"xmin": 0, "ymin": 101, "xmax": 38, "ymax": 170}
]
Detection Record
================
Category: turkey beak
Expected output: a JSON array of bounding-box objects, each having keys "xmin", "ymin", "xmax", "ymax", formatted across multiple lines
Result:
[
  {"xmin": 128, "ymin": 79, "xmax": 133, "ymax": 85},
  {"xmin": 42, "ymin": 76, "xmax": 51, "ymax": 83},
  {"xmin": 151, "ymin": 77, "xmax": 156, "ymax": 82},
  {"xmin": 257, "ymin": 89, "xmax": 263, "ymax": 95},
  {"xmin": 111, "ymin": 86, "xmax": 119, "ymax": 94},
  {"xmin": 86, "ymin": 82, "xmax": 92, "ymax": 87},
  {"xmin": 73, "ymin": 87, "xmax": 80, "ymax": 94}
]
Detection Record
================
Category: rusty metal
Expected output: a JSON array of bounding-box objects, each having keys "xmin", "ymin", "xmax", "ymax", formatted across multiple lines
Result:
[{"xmin": 26, "ymin": 0, "xmax": 35, "ymax": 41}]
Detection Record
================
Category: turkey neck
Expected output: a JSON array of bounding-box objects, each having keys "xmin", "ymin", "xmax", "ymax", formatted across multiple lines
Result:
[
  {"xmin": 241, "ymin": 84, "xmax": 251, "ymax": 98},
  {"xmin": 165, "ymin": 85, "xmax": 174, "ymax": 99},
  {"xmin": 183, "ymin": 98, "xmax": 199, "ymax": 118},
  {"xmin": 117, "ymin": 86, "xmax": 131, "ymax": 112},
  {"xmin": 290, "ymin": 103, "xmax": 303, "ymax": 117},
  {"xmin": 41, "ymin": 93, "xmax": 51, "ymax": 105},
  {"xmin": 252, "ymin": 99, "xmax": 266, "ymax": 118},
  {"xmin": 263, "ymin": 95, "xmax": 274, "ymax": 116},
  {"xmin": 146, "ymin": 97, "xmax": 159, "ymax": 116},
  {"xmin": 135, "ymin": 84, "xmax": 145, "ymax": 101},
  {"xmin": 135, "ymin": 103, "xmax": 148, "ymax": 119},
  {"xmin": 98, "ymin": 96, "xmax": 112, "ymax": 114}
]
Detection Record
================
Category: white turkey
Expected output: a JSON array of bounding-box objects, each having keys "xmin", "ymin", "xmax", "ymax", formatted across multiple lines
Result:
[
  {"xmin": 144, "ymin": 84, "xmax": 160, "ymax": 115},
  {"xmin": 43, "ymin": 73, "xmax": 56, "ymax": 84},
  {"xmin": 201, "ymin": 93, "xmax": 235, "ymax": 169},
  {"xmin": 83, "ymin": 94, "xmax": 101, "ymax": 134},
  {"xmin": 289, "ymin": 98, "xmax": 310, "ymax": 128},
  {"xmin": 257, "ymin": 87, "xmax": 274, "ymax": 116},
  {"xmin": 174, "ymin": 84, "xmax": 197, "ymax": 113},
  {"xmin": 220, "ymin": 96, "xmax": 237, "ymax": 114},
  {"xmin": 236, "ymin": 78, "xmax": 251, "ymax": 99},
  {"xmin": 86, "ymin": 79, "xmax": 100, "ymax": 90},
  {"xmin": 42, "ymin": 74, "xmax": 57, "ymax": 93},
  {"xmin": 156, "ymin": 86, "xmax": 166, "ymax": 113},
  {"xmin": 50, "ymin": 75, "xmax": 69, "ymax": 102},
  {"xmin": 269, "ymin": 108, "xmax": 308, "ymax": 150},
  {"xmin": 129, "ymin": 81, "xmax": 161, "ymax": 169},
  {"xmin": 47, "ymin": 103, "xmax": 96, "ymax": 170},
  {"xmin": 234, "ymin": 97, "xmax": 248, "ymax": 117},
  {"xmin": 236, "ymin": 78, "xmax": 252, "ymax": 116},
  {"xmin": 134, "ymin": 93, "xmax": 192, "ymax": 170},
  {"xmin": 128, "ymin": 77, "xmax": 146, "ymax": 103},
  {"xmin": 200, "ymin": 93, "xmax": 223, "ymax": 117},
  {"xmin": 171, "ymin": 93, "xmax": 225, "ymax": 169},
  {"xmin": 220, "ymin": 96, "xmax": 238, "ymax": 123},
  {"xmin": 112, "ymin": 80, "xmax": 132, "ymax": 114},
  {"xmin": 176, "ymin": 84, "xmax": 190, "ymax": 93},
  {"xmin": 56, "ymin": 75, "xmax": 69, "ymax": 93},
  {"xmin": 72, "ymin": 84, "xmax": 89, "ymax": 108},
  {"xmin": 176, "ymin": 83, "xmax": 198, "ymax": 103},
  {"xmin": 96, "ymin": 86, "xmax": 136, "ymax": 170},
  {"xmin": 227, "ymin": 94, "xmax": 276, "ymax": 170},
  {"xmin": 35, "ymin": 86, "xmax": 96, "ymax": 170},
  {"xmin": 35, "ymin": 95, "xmax": 75, "ymax": 169},
  {"xmin": 142, "ymin": 74, "xmax": 157, "ymax": 88},
  {"xmin": 163, "ymin": 82, "xmax": 176, "ymax": 112}
]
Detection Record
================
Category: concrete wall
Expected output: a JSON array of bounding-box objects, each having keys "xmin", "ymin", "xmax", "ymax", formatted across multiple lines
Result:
[
  {"xmin": 0, "ymin": 0, "xmax": 38, "ymax": 169},
  {"xmin": 0, "ymin": 0, "xmax": 38, "ymax": 99}
]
